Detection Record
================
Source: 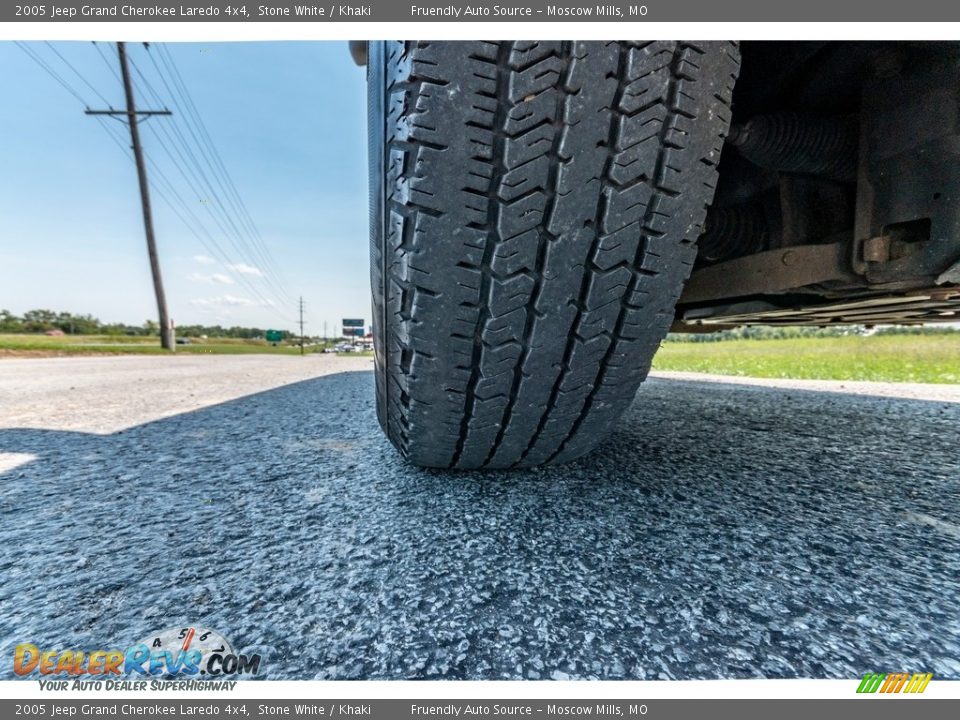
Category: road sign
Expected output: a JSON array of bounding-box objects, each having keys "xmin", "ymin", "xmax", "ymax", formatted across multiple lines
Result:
[
  {"xmin": 342, "ymin": 318, "xmax": 364, "ymax": 328},
  {"xmin": 265, "ymin": 330, "xmax": 283, "ymax": 343}
]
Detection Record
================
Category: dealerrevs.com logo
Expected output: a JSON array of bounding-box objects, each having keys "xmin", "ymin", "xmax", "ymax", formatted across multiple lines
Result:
[{"xmin": 13, "ymin": 627, "xmax": 261, "ymax": 678}]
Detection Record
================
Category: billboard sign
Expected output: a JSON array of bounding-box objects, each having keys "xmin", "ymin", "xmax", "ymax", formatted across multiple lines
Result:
[{"xmin": 342, "ymin": 318, "xmax": 365, "ymax": 337}]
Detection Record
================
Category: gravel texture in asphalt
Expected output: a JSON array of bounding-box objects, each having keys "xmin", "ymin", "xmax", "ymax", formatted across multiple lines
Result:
[{"xmin": 0, "ymin": 357, "xmax": 958, "ymax": 680}]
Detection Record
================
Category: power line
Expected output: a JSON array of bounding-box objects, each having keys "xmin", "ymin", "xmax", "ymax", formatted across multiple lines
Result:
[
  {"xmin": 94, "ymin": 116, "xmax": 295, "ymax": 327},
  {"xmin": 151, "ymin": 44, "xmax": 296, "ymax": 305},
  {"xmin": 147, "ymin": 161, "xmax": 297, "ymax": 324},
  {"xmin": 134, "ymin": 138, "xmax": 295, "ymax": 320},
  {"xmin": 93, "ymin": 65, "xmax": 296, "ymax": 327},
  {"xmin": 91, "ymin": 41, "xmax": 123, "ymax": 87},
  {"xmin": 15, "ymin": 42, "xmax": 89, "ymax": 106},
  {"xmin": 44, "ymin": 41, "xmax": 112, "ymax": 107},
  {"xmin": 141, "ymin": 108, "xmax": 298, "ymax": 314},
  {"xmin": 23, "ymin": 40, "xmax": 300, "ymax": 331},
  {"xmin": 158, "ymin": 46, "xmax": 297, "ymax": 309},
  {"xmin": 153, "ymin": 44, "xmax": 283, "ymax": 277},
  {"xmin": 130, "ymin": 60, "xmax": 283, "ymax": 298},
  {"xmin": 136, "ymin": 46, "xmax": 296, "ymax": 311}
]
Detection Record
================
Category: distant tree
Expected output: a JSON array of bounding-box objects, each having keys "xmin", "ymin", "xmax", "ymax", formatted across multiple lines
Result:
[
  {"xmin": 0, "ymin": 310, "xmax": 22, "ymax": 333},
  {"xmin": 54, "ymin": 312, "xmax": 101, "ymax": 335},
  {"xmin": 0, "ymin": 309, "xmax": 295, "ymax": 339},
  {"xmin": 175, "ymin": 324, "xmax": 290, "ymax": 341},
  {"xmin": 21, "ymin": 309, "xmax": 57, "ymax": 332}
]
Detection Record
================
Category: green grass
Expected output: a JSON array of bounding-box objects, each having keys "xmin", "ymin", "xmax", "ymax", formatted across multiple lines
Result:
[
  {"xmin": 0, "ymin": 334, "xmax": 321, "ymax": 356},
  {"xmin": 3, "ymin": 333, "xmax": 956, "ymax": 383},
  {"xmin": 653, "ymin": 334, "xmax": 960, "ymax": 384}
]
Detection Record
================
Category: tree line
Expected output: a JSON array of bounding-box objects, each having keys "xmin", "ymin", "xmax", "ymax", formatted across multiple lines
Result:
[{"xmin": 0, "ymin": 309, "xmax": 291, "ymax": 340}]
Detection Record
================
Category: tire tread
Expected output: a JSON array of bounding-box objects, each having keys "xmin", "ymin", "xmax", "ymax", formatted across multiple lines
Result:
[{"xmin": 370, "ymin": 40, "xmax": 740, "ymax": 469}]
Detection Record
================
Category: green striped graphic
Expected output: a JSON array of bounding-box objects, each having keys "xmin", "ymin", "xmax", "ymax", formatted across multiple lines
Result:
[{"xmin": 857, "ymin": 672, "xmax": 886, "ymax": 693}]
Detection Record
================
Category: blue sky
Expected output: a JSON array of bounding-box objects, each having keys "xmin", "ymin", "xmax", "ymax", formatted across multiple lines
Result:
[{"xmin": 0, "ymin": 41, "xmax": 369, "ymax": 334}]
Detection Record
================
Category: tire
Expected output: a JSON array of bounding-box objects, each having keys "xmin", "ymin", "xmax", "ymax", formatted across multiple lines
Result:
[{"xmin": 368, "ymin": 41, "xmax": 740, "ymax": 469}]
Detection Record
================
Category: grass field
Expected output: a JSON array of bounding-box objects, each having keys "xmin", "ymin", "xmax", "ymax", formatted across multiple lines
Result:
[
  {"xmin": 0, "ymin": 334, "xmax": 320, "ymax": 356},
  {"xmin": 2, "ymin": 332, "xmax": 956, "ymax": 384},
  {"xmin": 653, "ymin": 334, "xmax": 960, "ymax": 384}
]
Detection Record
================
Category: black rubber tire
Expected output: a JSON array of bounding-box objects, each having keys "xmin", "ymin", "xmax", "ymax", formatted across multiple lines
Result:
[{"xmin": 368, "ymin": 41, "xmax": 740, "ymax": 469}]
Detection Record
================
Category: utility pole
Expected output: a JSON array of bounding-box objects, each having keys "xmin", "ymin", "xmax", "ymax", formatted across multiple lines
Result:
[
  {"xmin": 87, "ymin": 42, "xmax": 174, "ymax": 350},
  {"xmin": 299, "ymin": 297, "xmax": 305, "ymax": 355}
]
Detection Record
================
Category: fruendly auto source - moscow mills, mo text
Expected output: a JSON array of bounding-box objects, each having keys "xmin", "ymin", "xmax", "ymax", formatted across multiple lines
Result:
[{"xmin": 409, "ymin": 4, "xmax": 646, "ymax": 17}]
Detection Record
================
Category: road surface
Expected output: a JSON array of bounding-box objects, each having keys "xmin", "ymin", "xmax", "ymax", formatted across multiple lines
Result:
[{"xmin": 1, "ymin": 355, "xmax": 957, "ymax": 679}]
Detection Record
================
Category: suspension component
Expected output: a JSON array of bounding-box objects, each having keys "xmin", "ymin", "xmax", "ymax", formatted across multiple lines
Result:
[
  {"xmin": 698, "ymin": 204, "xmax": 769, "ymax": 264},
  {"xmin": 727, "ymin": 112, "xmax": 858, "ymax": 182}
]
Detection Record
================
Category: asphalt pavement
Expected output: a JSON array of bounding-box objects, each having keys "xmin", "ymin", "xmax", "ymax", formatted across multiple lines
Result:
[{"xmin": 0, "ymin": 357, "xmax": 958, "ymax": 680}]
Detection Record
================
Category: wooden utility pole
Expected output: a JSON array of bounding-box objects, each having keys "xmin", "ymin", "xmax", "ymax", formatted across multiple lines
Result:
[
  {"xmin": 299, "ymin": 297, "xmax": 305, "ymax": 355},
  {"xmin": 87, "ymin": 42, "xmax": 173, "ymax": 350}
]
